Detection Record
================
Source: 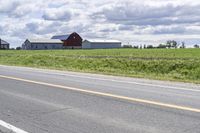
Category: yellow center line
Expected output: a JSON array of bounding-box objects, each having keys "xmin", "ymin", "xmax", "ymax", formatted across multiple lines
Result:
[{"xmin": 0, "ymin": 75, "xmax": 200, "ymax": 113}]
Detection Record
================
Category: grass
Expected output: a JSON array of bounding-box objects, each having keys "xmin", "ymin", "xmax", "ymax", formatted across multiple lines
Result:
[{"xmin": 0, "ymin": 48, "xmax": 200, "ymax": 83}]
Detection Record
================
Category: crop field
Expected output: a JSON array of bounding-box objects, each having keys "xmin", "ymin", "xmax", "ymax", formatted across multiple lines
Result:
[{"xmin": 0, "ymin": 48, "xmax": 200, "ymax": 83}]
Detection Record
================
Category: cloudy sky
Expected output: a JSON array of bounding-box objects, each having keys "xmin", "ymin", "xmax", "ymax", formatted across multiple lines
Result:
[{"xmin": 0, "ymin": 0, "xmax": 200, "ymax": 47}]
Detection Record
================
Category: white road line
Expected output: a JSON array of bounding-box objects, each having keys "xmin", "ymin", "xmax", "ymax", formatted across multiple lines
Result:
[
  {"xmin": 0, "ymin": 120, "xmax": 28, "ymax": 133},
  {"xmin": 1, "ymin": 65, "xmax": 200, "ymax": 93}
]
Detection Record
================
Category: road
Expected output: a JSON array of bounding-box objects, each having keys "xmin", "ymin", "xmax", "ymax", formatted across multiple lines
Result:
[{"xmin": 0, "ymin": 65, "xmax": 199, "ymax": 133}]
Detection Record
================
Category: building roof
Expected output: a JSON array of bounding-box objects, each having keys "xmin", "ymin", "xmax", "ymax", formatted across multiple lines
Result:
[
  {"xmin": 0, "ymin": 39, "xmax": 9, "ymax": 45},
  {"xmin": 51, "ymin": 34, "xmax": 70, "ymax": 40},
  {"xmin": 27, "ymin": 39, "xmax": 63, "ymax": 44},
  {"xmin": 84, "ymin": 39, "xmax": 121, "ymax": 43}
]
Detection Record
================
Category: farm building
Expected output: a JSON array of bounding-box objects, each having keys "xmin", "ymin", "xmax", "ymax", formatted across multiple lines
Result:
[
  {"xmin": 22, "ymin": 39, "xmax": 63, "ymax": 50},
  {"xmin": 82, "ymin": 39, "xmax": 122, "ymax": 49},
  {"xmin": 51, "ymin": 32, "xmax": 82, "ymax": 49},
  {"xmin": 0, "ymin": 39, "xmax": 9, "ymax": 50}
]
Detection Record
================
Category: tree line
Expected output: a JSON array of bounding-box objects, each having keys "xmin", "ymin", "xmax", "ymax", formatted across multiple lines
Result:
[{"xmin": 123, "ymin": 40, "xmax": 200, "ymax": 49}]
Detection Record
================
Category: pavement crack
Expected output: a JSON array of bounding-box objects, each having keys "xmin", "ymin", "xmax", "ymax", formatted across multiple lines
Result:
[{"xmin": 40, "ymin": 107, "xmax": 73, "ymax": 116}]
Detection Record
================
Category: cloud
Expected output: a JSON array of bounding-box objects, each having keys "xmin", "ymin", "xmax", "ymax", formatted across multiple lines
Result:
[
  {"xmin": 26, "ymin": 22, "xmax": 39, "ymax": 33},
  {"xmin": 0, "ymin": 1, "xmax": 20, "ymax": 13},
  {"xmin": 98, "ymin": 2, "xmax": 200, "ymax": 26},
  {"xmin": 0, "ymin": 25, "xmax": 4, "ymax": 35},
  {"xmin": 0, "ymin": 0, "xmax": 200, "ymax": 48},
  {"xmin": 43, "ymin": 8, "xmax": 72, "ymax": 21},
  {"xmin": 153, "ymin": 26, "xmax": 186, "ymax": 34}
]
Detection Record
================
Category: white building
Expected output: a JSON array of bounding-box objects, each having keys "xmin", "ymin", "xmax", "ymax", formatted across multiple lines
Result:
[
  {"xmin": 22, "ymin": 39, "xmax": 63, "ymax": 50},
  {"xmin": 82, "ymin": 39, "xmax": 122, "ymax": 49},
  {"xmin": 0, "ymin": 39, "xmax": 9, "ymax": 50}
]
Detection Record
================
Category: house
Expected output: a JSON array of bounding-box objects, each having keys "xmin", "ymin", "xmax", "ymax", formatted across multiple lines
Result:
[
  {"xmin": 82, "ymin": 39, "xmax": 122, "ymax": 49},
  {"xmin": 22, "ymin": 39, "xmax": 63, "ymax": 50},
  {"xmin": 51, "ymin": 32, "xmax": 82, "ymax": 49},
  {"xmin": 0, "ymin": 39, "xmax": 9, "ymax": 50}
]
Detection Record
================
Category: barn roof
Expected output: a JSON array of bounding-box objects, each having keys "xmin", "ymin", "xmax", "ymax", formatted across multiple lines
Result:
[
  {"xmin": 27, "ymin": 39, "xmax": 63, "ymax": 44},
  {"xmin": 84, "ymin": 39, "xmax": 121, "ymax": 43},
  {"xmin": 51, "ymin": 34, "xmax": 70, "ymax": 40},
  {"xmin": 0, "ymin": 39, "xmax": 9, "ymax": 45}
]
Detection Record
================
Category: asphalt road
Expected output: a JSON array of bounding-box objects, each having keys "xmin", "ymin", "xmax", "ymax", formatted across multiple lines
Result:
[{"xmin": 0, "ymin": 65, "xmax": 199, "ymax": 133}]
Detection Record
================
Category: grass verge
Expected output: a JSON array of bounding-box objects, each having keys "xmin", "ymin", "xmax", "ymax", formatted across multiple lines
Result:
[{"xmin": 0, "ymin": 48, "xmax": 200, "ymax": 83}]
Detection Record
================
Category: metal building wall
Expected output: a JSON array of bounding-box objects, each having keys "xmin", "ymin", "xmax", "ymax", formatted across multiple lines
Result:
[
  {"xmin": 82, "ymin": 42, "xmax": 121, "ymax": 49},
  {"xmin": 82, "ymin": 41, "xmax": 91, "ymax": 49},
  {"xmin": 31, "ymin": 43, "xmax": 63, "ymax": 50},
  {"xmin": 0, "ymin": 39, "xmax": 10, "ymax": 50},
  {"xmin": 23, "ymin": 41, "xmax": 63, "ymax": 50}
]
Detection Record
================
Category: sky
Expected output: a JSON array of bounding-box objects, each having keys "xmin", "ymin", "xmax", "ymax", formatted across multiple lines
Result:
[{"xmin": 0, "ymin": 0, "xmax": 200, "ymax": 48}]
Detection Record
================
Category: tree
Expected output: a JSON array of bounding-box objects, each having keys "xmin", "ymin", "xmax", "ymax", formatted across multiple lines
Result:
[
  {"xmin": 171, "ymin": 40, "xmax": 178, "ymax": 48},
  {"xmin": 157, "ymin": 44, "xmax": 167, "ymax": 49},
  {"xmin": 194, "ymin": 44, "xmax": 199, "ymax": 48},
  {"xmin": 143, "ymin": 44, "xmax": 146, "ymax": 49},
  {"xmin": 133, "ymin": 45, "xmax": 139, "ymax": 49},
  {"xmin": 147, "ymin": 45, "xmax": 154, "ymax": 49},
  {"xmin": 180, "ymin": 42, "xmax": 186, "ymax": 48},
  {"xmin": 16, "ymin": 47, "xmax": 22, "ymax": 50},
  {"xmin": 166, "ymin": 40, "xmax": 178, "ymax": 48},
  {"xmin": 123, "ymin": 45, "xmax": 132, "ymax": 48},
  {"xmin": 166, "ymin": 40, "xmax": 172, "ymax": 48}
]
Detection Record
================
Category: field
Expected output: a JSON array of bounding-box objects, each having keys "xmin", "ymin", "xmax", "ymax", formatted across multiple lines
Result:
[{"xmin": 0, "ymin": 48, "xmax": 200, "ymax": 83}]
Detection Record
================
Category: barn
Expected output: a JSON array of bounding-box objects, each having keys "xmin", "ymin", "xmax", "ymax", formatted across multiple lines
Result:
[
  {"xmin": 22, "ymin": 39, "xmax": 63, "ymax": 50},
  {"xmin": 51, "ymin": 32, "xmax": 82, "ymax": 49},
  {"xmin": 0, "ymin": 39, "xmax": 9, "ymax": 50},
  {"xmin": 82, "ymin": 39, "xmax": 122, "ymax": 49}
]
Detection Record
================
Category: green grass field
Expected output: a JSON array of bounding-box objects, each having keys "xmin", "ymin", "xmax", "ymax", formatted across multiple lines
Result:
[{"xmin": 0, "ymin": 48, "xmax": 200, "ymax": 83}]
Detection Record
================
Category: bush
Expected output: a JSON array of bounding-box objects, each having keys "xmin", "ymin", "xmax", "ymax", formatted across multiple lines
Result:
[
  {"xmin": 16, "ymin": 47, "xmax": 22, "ymax": 50},
  {"xmin": 123, "ymin": 45, "xmax": 132, "ymax": 48}
]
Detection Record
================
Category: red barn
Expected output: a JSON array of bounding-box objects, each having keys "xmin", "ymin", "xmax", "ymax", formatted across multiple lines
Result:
[{"xmin": 51, "ymin": 32, "xmax": 82, "ymax": 49}]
